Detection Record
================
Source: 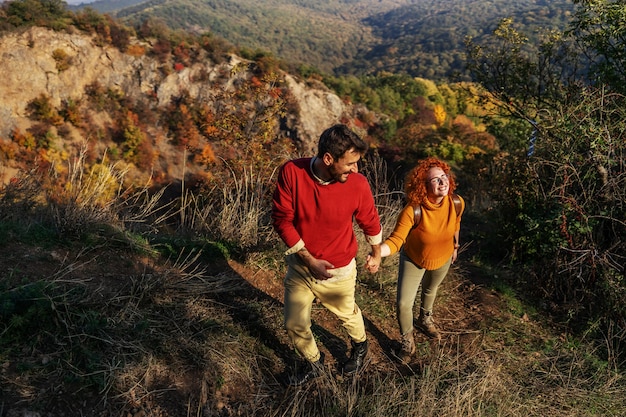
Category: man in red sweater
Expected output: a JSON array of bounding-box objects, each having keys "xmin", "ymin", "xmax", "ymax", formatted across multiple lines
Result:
[{"xmin": 272, "ymin": 124, "xmax": 382, "ymax": 386}]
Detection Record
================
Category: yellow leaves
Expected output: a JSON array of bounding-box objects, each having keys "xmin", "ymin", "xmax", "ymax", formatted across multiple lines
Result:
[
  {"xmin": 433, "ymin": 104, "xmax": 447, "ymax": 127},
  {"xmin": 11, "ymin": 129, "xmax": 37, "ymax": 150},
  {"xmin": 61, "ymin": 161, "xmax": 123, "ymax": 209},
  {"xmin": 414, "ymin": 77, "xmax": 439, "ymax": 97}
]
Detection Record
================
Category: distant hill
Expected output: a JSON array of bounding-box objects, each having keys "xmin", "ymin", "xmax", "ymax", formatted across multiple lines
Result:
[
  {"xmin": 69, "ymin": 0, "xmax": 143, "ymax": 13},
  {"xmin": 342, "ymin": 0, "xmax": 576, "ymax": 80},
  {"xmin": 77, "ymin": 0, "xmax": 576, "ymax": 80}
]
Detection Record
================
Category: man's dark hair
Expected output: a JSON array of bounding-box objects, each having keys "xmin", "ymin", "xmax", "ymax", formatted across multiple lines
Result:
[{"xmin": 317, "ymin": 124, "xmax": 367, "ymax": 159}]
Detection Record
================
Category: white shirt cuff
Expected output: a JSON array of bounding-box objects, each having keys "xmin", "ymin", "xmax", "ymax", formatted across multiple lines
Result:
[
  {"xmin": 285, "ymin": 239, "xmax": 305, "ymax": 255},
  {"xmin": 365, "ymin": 229, "xmax": 383, "ymax": 246}
]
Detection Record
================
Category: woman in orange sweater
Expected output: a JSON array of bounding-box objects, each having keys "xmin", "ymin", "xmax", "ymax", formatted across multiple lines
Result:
[{"xmin": 367, "ymin": 157, "xmax": 464, "ymax": 363}]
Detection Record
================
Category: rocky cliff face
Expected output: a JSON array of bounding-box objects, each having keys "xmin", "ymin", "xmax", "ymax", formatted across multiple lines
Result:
[{"xmin": 0, "ymin": 26, "xmax": 364, "ymax": 182}]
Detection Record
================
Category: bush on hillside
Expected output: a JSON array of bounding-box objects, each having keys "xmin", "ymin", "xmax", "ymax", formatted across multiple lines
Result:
[{"xmin": 466, "ymin": 16, "xmax": 626, "ymax": 363}]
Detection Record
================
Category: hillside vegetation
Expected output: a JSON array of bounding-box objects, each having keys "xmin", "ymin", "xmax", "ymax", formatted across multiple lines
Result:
[
  {"xmin": 79, "ymin": 0, "xmax": 577, "ymax": 80},
  {"xmin": 1, "ymin": 0, "xmax": 625, "ymax": 415}
]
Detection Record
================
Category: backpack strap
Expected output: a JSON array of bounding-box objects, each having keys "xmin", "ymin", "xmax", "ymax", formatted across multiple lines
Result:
[
  {"xmin": 411, "ymin": 193, "xmax": 462, "ymax": 230},
  {"xmin": 451, "ymin": 193, "xmax": 462, "ymax": 217},
  {"xmin": 411, "ymin": 204, "xmax": 422, "ymax": 230}
]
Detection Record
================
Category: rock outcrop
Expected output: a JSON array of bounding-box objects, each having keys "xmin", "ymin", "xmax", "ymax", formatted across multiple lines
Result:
[{"xmin": 0, "ymin": 26, "xmax": 362, "ymax": 181}]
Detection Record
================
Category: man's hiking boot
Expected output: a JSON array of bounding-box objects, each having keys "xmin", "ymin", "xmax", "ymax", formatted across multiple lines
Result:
[
  {"xmin": 288, "ymin": 353, "xmax": 325, "ymax": 386},
  {"xmin": 343, "ymin": 339, "xmax": 368, "ymax": 375},
  {"xmin": 416, "ymin": 309, "xmax": 441, "ymax": 340},
  {"xmin": 398, "ymin": 330, "xmax": 416, "ymax": 363}
]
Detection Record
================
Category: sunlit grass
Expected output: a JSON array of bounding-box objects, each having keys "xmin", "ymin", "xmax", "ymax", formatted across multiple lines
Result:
[{"xmin": 0, "ymin": 151, "xmax": 624, "ymax": 416}]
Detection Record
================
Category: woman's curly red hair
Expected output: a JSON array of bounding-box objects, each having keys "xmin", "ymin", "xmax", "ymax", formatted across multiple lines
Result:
[{"xmin": 404, "ymin": 157, "xmax": 457, "ymax": 206}]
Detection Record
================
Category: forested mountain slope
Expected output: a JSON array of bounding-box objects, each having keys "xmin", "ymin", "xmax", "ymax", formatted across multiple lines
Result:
[
  {"xmin": 345, "ymin": 0, "xmax": 575, "ymax": 79},
  {"xmin": 81, "ymin": 0, "xmax": 576, "ymax": 79}
]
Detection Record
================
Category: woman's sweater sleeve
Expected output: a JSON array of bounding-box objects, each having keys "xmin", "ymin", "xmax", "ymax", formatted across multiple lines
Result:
[{"xmin": 383, "ymin": 205, "xmax": 415, "ymax": 256}]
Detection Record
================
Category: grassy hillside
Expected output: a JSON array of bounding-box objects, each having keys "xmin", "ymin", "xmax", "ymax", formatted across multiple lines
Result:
[
  {"xmin": 99, "ymin": 0, "xmax": 576, "ymax": 79},
  {"xmin": 2, "ymin": 151, "xmax": 625, "ymax": 416},
  {"xmin": 1, "ymin": 1, "xmax": 625, "ymax": 414},
  {"xmin": 107, "ymin": 0, "xmax": 393, "ymax": 73}
]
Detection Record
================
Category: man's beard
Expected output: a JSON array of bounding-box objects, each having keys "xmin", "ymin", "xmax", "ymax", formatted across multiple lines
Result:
[{"xmin": 329, "ymin": 165, "xmax": 350, "ymax": 183}]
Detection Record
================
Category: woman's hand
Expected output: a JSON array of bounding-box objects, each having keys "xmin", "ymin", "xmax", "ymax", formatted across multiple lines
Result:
[
  {"xmin": 365, "ymin": 254, "xmax": 380, "ymax": 273},
  {"xmin": 452, "ymin": 244, "xmax": 460, "ymax": 264}
]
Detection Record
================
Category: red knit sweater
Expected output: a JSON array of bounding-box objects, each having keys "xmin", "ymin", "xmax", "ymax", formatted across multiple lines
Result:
[{"xmin": 272, "ymin": 158, "xmax": 382, "ymax": 268}]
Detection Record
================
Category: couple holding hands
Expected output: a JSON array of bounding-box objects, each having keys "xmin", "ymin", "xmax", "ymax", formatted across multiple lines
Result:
[{"xmin": 272, "ymin": 124, "xmax": 464, "ymax": 386}]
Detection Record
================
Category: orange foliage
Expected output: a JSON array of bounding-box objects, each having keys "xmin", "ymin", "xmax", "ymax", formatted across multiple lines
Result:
[
  {"xmin": 0, "ymin": 140, "xmax": 19, "ymax": 160},
  {"xmin": 172, "ymin": 104, "xmax": 201, "ymax": 149},
  {"xmin": 126, "ymin": 44, "xmax": 146, "ymax": 57},
  {"xmin": 395, "ymin": 123, "xmax": 432, "ymax": 149},
  {"xmin": 451, "ymin": 115, "xmax": 475, "ymax": 136},
  {"xmin": 251, "ymin": 76, "xmax": 263, "ymax": 87},
  {"xmin": 173, "ymin": 42, "xmax": 191, "ymax": 65},
  {"xmin": 195, "ymin": 144, "xmax": 217, "ymax": 165},
  {"xmin": 451, "ymin": 115, "xmax": 498, "ymax": 150},
  {"xmin": 269, "ymin": 87, "xmax": 282, "ymax": 99},
  {"xmin": 135, "ymin": 137, "xmax": 156, "ymax": 171},
  {"xmin": 197, "ymin": 104, "xmax": 220, "ymax": 138},
  {"xmin": 11, "ymin": 129, "xmax": 36, "ymax": 150}
]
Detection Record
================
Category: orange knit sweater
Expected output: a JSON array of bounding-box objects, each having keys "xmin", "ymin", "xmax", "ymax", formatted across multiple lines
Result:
[{"xmin": 384, "ymin": 194, "xmax": 464, "ymax": 270}]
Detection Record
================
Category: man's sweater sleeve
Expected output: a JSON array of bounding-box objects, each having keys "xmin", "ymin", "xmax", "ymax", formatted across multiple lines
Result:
[
  {"xmin": 354, "ymin": 176, "xmax": 383, "ymax": 245},
  {"xmin": 271, "ymin": 162, "xmax": 302, "ymax": 251}
]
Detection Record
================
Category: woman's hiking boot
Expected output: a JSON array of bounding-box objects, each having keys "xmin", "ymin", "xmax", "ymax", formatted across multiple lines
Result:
[
  {"xmin": 288, "ymin": 353, "xmax": 325, "ymax": 386},
  {"xmin": 399, "ymin": 330, "xmax": 416, "ymax": 363},
  {"xmin": 416, "ymin": 309, "xmax": 441, "ymax": 340},
  {"xmin": 343, "ymin": 339, "xmax": 368, "ymax": 375}
]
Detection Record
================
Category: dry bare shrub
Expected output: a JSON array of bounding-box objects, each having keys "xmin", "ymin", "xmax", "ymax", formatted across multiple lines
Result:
[
  {"xmin": 49, "ymin": 149, "xmax": 127, "ymax": 235},
  {"xmin": 357, "ymin": 153, "xmax": 405, "ymax": 288},
  {"xmin": 0, "ymin": 171, "xmax": 43, "ymax": 221},
  {"xmin": 186, "ymin": 162, "xmax": 281, "ymax": 250}
]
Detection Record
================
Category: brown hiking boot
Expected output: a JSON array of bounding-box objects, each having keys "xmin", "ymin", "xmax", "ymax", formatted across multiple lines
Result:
[
  {"xmin": 416, "ymin": 310, "xmax": 441, "ymax": 340},
  {"xmin": 398, "ymin": 330, "xmax": 415, "ymax": 363}
]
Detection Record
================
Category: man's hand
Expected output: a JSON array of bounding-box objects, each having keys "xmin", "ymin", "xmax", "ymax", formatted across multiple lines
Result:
[
  {"xmin": 308, "ymin": 258, "xmax": 335, "ymax": 280},
  {"xmin": 297, "ymin": 247, "xmax": 333, "ymax": 280}
]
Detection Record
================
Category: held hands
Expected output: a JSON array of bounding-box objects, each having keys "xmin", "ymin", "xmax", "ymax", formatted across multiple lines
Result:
[
  {"xmin": 365, "ymin": 243, "xmax": 386, "ymax": 273},
  {"xmin": 365, "ymin": 254, "xmax": 380, "ymax": 273}
]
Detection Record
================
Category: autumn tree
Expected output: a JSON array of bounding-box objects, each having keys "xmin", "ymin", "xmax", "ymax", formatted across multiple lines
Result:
[
  {"xmin": 569, "ymin": 0, "xmax": 626, "ymax": 94},
  {"xmin": 465, "ymin": 13, "xmax": 626, "ymax": 350},
  {"xmin": 433, "ymin": 104, "xmax": 446, "ymax": 127}
]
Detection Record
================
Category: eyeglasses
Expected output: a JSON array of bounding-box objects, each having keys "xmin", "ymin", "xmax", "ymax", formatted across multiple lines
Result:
[{"xmin": 427, "ymin": 174, "xmax": 450, "ymax": 185}]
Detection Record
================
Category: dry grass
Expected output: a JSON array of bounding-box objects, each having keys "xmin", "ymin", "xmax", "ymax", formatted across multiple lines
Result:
[
  {"xmin": 172, "ymin": 161, "xmax": 282, "ymax": 252},
  {"xmin": 1, "ymin": 149, "xmax": 625, "ymax": 416},
  {"xmin": 266, "ymin": 334, "xmax": 625, "ymax": 417}
]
